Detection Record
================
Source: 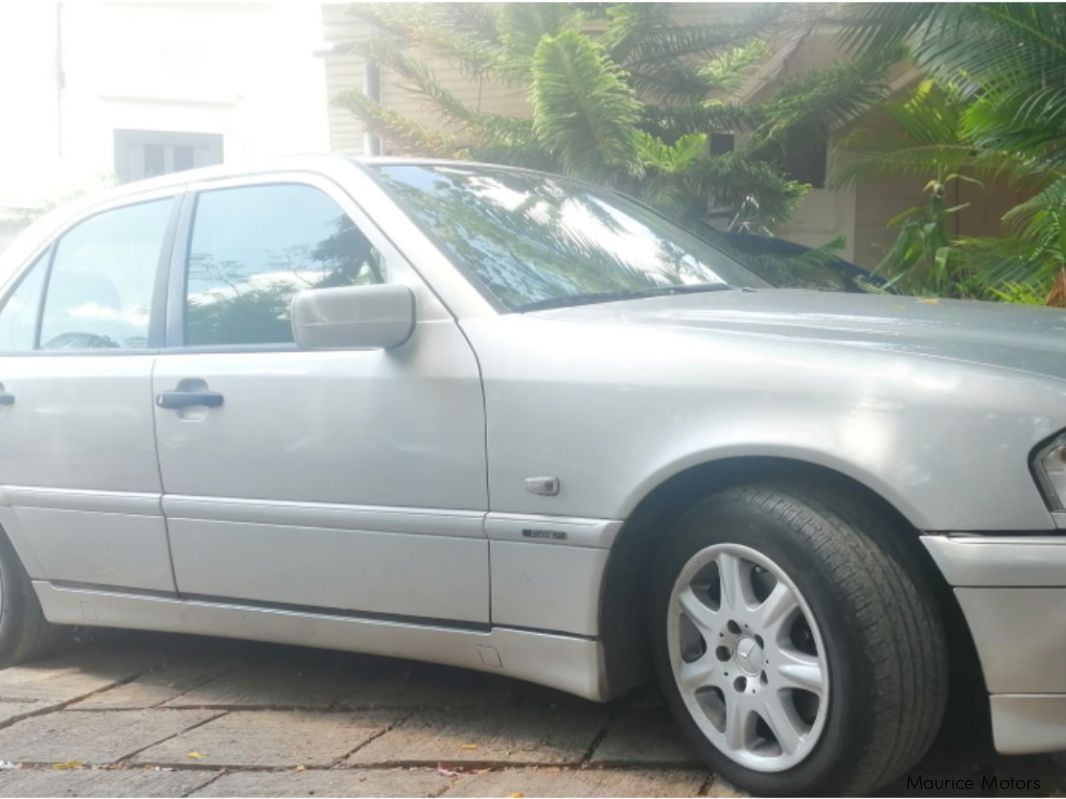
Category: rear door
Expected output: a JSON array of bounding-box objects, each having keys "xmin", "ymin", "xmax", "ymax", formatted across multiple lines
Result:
[
  {"xmin": 152, "ymin": 174, "xmax": 490, "ymax": 623},
  {"xmin": 0, "ymin": 195, "xmax": 178, "ymax": 592}
]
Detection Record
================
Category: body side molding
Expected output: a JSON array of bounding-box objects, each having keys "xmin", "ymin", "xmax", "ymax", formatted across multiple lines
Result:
[{"xmin": 33, "ymin": 581, "xmax": 610, "ymax": 701}]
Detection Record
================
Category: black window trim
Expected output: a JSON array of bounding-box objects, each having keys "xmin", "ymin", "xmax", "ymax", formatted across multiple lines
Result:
[
  {"xmin": 0, "ymin": 195, "xmax": 181, "ymax": 358},
  {"xmin": 0, "ymin": 244, "xmax": 54, "ymax": 356}
]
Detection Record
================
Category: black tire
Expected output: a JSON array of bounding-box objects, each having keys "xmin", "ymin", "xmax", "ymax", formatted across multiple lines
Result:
[
  {"xmin": 0, "ymin": 531, "xmax": 63, "ymax": 667},
  {"xmin": 650, "ymin": 481, "xmax": 948, "ymax": 796}
]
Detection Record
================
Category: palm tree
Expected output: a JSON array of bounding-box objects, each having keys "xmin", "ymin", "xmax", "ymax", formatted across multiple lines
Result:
[
  {"xmin": 334, "ymin": 3, "xmax": 896, "ymax": 233},
  {"xmin": 840, "ymin": 3, "xmax": 1066, "ymax": 302}
]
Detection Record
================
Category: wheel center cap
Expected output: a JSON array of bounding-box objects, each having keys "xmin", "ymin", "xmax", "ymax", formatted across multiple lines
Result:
[{"xmin": 734, "ymin": 636, "xmax": 764, "ymax": 676}]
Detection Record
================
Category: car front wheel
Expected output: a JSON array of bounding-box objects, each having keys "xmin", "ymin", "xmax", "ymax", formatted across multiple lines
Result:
[{"xmin": 651, "ymin": 482, "xmax": 948, "ymax": 796}]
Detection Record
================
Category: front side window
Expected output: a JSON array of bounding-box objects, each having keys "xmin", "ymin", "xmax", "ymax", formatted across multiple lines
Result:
[
  {"xmin": 372, "ymin": 163, "xmax": 767, "ymax": 311},
  {"xmin": 184, "ymin": 184, "xmax": 385, "ymax": 347},
  {"xmin": 39, "ymin": 199, "xmax": 173, "ymax": 350},
  {"xmin": 0, "ymin": 253, "xmax": 48, "ymax": 351}
]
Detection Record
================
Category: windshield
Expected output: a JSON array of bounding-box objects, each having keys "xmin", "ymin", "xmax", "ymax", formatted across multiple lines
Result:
[{"xmin": 371, "ymin": 163, "xmax": 768, "ymax": 311}]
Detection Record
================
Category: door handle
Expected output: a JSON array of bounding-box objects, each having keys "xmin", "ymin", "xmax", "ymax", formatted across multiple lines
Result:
[
  {"xmin": 0, "ymin": 392, "xmax": 13, "ymax": 406},
  {"xmin": 156, "ymin": 390, "xmax": 224, "ymax": 410}
]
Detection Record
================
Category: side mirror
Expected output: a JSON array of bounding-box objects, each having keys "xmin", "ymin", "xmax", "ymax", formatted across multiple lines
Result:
[{"xmin": 291, "ymin": 284, "xmax": 415, "ymax": 350}]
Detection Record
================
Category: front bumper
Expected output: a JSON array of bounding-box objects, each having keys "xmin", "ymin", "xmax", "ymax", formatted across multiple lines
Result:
[{"xmin": 922, "ymin": 534, "xmax": 1066, "ymax": 754}]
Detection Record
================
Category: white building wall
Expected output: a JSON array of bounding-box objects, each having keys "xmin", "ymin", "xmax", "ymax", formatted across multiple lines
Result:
[{"xmin": 0, "ymin": 0, "xmax": 331, "ymax": 213}]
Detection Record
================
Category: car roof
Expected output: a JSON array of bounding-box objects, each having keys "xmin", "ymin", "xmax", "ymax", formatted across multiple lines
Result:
[{"xmin": 84, "ymin": 154, "xmax": 540, "ymax": 205}]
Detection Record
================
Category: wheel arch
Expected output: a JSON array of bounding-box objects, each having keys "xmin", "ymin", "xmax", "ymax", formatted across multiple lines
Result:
[{"xmin": 597, "ymin": 455, "xmax": 984, "ymax": 723}]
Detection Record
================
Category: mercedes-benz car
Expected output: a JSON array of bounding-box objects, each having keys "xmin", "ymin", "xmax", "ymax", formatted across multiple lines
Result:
[{"xmin": 1, "ymin": 156, "xmax": 1064, "ymax": 796}]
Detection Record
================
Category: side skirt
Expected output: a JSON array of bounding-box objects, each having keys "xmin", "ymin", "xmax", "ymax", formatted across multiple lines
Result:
[{"xmin": 32, "ymin": 581, "xmax": 610, "ymax": 702}]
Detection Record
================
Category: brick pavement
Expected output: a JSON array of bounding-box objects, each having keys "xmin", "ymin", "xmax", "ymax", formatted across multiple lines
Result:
[{"xmin": 0, "ymin": 632, "xmax": 1061, "ymax": 797}]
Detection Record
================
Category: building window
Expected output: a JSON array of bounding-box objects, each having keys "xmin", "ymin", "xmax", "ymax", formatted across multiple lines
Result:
[
  {"xmin": 114, "ymin": 130, "xmax": 223, "ymax": 183},
  {"xmin": 783, "ymin": 132, "xmax": 828, "ymax": 189},
  {"xmin": 710, "ymin": 132, "xmax": 735, "ymax": 156}
]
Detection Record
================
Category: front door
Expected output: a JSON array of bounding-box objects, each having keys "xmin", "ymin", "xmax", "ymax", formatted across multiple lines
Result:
[
  {"xmin": 152, "ymin": 176, "xmax": 490, "ymax": 624},
  {"xmin": 0, "ymin": 197, "xmax": 178, "ymax": 593}
]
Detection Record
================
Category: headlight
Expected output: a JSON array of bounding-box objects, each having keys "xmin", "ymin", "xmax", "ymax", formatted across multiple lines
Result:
[{"xmin": 1034, "ymin": 433, "xmax": 1066, "ymax": 511}]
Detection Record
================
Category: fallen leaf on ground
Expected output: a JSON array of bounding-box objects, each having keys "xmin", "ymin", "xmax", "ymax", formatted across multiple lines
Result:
[
  {"xmin": 510, "ymin": 793, "xmax": 525, "ymax": 798},
  {"xmin": 185, "ymin": 752, "xmax": 204, "ymax": 760},
  {"xmin": 461, "ymin": 744, "xmax": 479, "ymax": 750},
  {"xmin": 917, "ymin": 298, "xmax": 940, "ymax": 304},
  {"xmin": 51, "ymin": 761, "xmax": 83, "ymax": 771}
]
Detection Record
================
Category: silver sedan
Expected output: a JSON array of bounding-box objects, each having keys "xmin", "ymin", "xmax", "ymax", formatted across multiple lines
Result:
[{"xmin": 1, "ymin": 156, "xmax": 1064, "ymax": 795}]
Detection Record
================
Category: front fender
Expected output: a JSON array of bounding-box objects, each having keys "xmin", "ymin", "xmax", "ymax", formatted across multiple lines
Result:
[{"xmin": 463, "ymin": 315, "xmax": 1062, "ymax": 532}]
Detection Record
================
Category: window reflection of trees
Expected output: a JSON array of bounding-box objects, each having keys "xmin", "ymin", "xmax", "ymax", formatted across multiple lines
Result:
[
  {"xmin": 377, "ymin": 166, "xmax": 740, "ymax": 310},
  {"xmin": 185, "ymin": 215, "xmax": 384, "ymax": 346}
]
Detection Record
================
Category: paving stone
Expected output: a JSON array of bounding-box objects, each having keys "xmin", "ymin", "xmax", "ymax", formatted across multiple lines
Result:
[
  {"xmin": 348, "ymin": 706, "xmax": 608, "ymax": 766},
  {"xmin": 0, "ymin": 648, "xmax": 163, "ymax": 705},
  {"xmin": 192, "ymin": 767, "xmax": 453, "ymax": 797},
  {"xmin": 134, "ymin": 710, "xmax": 400, "ymax": 768},
  {"xmin": 0, "ymin": 767, "xmax": 219, "ymax": 797},
  {"xmin": 589, "ymin": 708, "xmax": 698, "ymax": 767},
  {"xmin": 0, "ymin": 700, "xmax": 49, "ymax": 727},
  {"xmin": 442, "ymin": 767, "xmax": 709, "ymax": 797},
  {"xmin": 163, "ymin": 659, "xmax": 373, "ymax": 709},
  {"xmin": 338, "ymin": 662, "xmax": 524, "ymax": 710},
  {"xmin": 705, "ymin": 775, "xmax": 749, "ymax": 797},
  {"xmin": 0, "ymin": 709, "xmax": 218, "ymax": 765},
  {"xmin": 71, "ymin": 657, "xmax": 241, "ymax": 710}
]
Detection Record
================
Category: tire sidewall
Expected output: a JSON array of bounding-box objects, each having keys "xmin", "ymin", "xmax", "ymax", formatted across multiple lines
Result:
[
  {"xmin": 651, "ymin": 489, "xmax": 885, "ymax": 796},
  {"xmin": 0, "ymin": 533, "xmax": 35, "ymax": 666}
]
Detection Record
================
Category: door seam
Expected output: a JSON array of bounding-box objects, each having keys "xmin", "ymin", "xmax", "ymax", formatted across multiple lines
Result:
[{"xmin": 148, "ymin": 354, "xmax": 181, "ymax": 596}]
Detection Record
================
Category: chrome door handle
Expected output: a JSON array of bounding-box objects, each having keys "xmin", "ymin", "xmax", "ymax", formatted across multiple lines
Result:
[{"xmin": 156, "ymin": 390, "xmax": 224, "ymax": 409}]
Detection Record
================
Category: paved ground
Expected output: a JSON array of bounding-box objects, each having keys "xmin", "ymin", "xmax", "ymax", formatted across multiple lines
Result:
[{"xmin": 0, "ymin": 632, "xmax": 1062, "ymax": 797}]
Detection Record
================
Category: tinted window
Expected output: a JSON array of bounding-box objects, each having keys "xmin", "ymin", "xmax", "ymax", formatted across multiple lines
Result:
[
  {"xmin": 0, "ymin": 254, "xmax": 48, "ymax": 351},
  {"xmin": 373, "ymin": 164, "xmax": 766, "ymax": 311},
  {"xmin": 185, "ymin": 184, "xmax": 385, "ymax": 347},
  {"xmin": 39, "ymin": 199, "xmax": 173, "ymax": 350}
]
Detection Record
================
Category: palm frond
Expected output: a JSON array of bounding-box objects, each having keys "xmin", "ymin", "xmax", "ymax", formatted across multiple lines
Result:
[
  {"xmin": 333, "ymin": 88, "xmax": 458, "ymax": 157},
  {"xmin": 746, "ymin": 47, "xmax": 898, "ymax": 155},
  {"xmin": 692, "ymin": 152, "xmax": 809, "ymax": 229},
  {"xmin": 616, "ymin": 6, "xmax": 782, "ymax": 69},
  {"xmin": 838, "ymin": 3, "xmax": 967, "ymax": 55},
  {"xmin": 346, "ymin": 4, "xmax": 500, "ymax": 80},
  {"xmin": 531, "ymin": 29, "xmax": 643, "ymax": 182},
  {"xmin": 641, "ymin": 101, "xmax": 762, "ymax": 141},
  {"xmin": 497, "ymin": 3, "xmax": 583, "ymax": 85},
  {"xmin": 700, "ymin": 39, "xmax": 771, "ymax": 94},
  {"xmin": 347, "ymin": 36, "xmax": 479, "ymax": 125}
]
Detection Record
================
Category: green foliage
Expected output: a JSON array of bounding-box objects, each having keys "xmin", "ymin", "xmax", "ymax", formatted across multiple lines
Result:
[
  {"xmin": 530, "ymin": 29, "xmax": 641, "ymax": 181},
  {"xmin": 842, "ymin": 3, "xmax": 1066, "ymax": 304},
  {"xmin": 335, "ymin": 2, "xmax": 893, "ymax": 237},
  {"xmin": 874, "ymin": 176, "xmax": 975, "ymax": 296}
]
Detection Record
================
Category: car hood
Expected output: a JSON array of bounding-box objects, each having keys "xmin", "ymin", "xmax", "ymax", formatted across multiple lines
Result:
[{"xmin": 537, "ymin": 288, "xmax": 1066, "ymax": 383}]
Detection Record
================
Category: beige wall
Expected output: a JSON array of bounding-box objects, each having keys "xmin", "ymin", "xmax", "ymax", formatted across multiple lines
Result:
[
  {"xmin": 853, "ymin": 171, "xmax": 1034, "ymax": 268},
  {"xmin": 322, "ymin": 5, "xmax": 528, "ymax": 156}
]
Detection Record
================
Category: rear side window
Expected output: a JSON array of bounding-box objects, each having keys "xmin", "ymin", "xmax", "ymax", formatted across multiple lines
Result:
[
  {"xmin": 0, "ymin": 253, "xmax": 48, "ymax": 351},
  {"xmin": 39, "ymin": 199, "xmax": 173, "ymax": 350},
  {"xmin": 184, "ymin": 183, "xmax": 385, "ymax": 347}
]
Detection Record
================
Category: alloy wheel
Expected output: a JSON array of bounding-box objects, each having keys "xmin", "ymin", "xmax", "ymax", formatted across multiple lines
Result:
[{"xmin": 666, "ymin": 542, "xmax": 829, "ymax": 772}]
